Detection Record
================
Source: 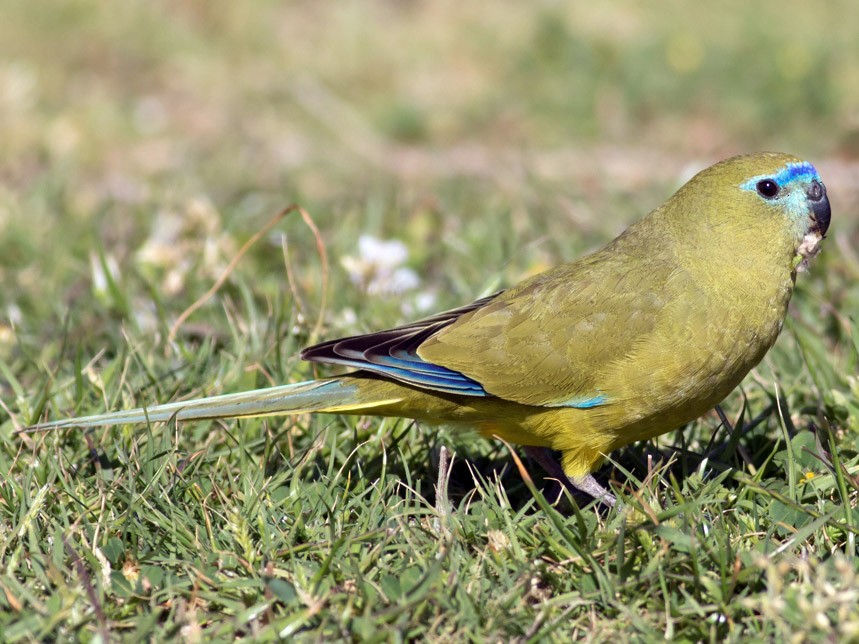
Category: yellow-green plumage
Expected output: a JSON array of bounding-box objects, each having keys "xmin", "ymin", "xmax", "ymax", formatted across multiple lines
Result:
[{"xmin": 28, "ymin": 153, "xmax": 831, "ymax": 504}]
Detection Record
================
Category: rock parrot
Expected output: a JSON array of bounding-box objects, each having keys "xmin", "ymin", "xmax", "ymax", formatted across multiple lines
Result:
[{"xmin": 27, "ymin": 152, "xmax": 831, "ymax": 506}]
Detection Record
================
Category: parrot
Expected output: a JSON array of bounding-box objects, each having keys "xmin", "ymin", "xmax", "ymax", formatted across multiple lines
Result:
[{"xmin": 26, "ymin": 152, "xmax": 831, "ymax": 507}]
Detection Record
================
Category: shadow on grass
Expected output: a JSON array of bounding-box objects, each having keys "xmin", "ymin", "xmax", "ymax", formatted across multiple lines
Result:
[{"xmin": 288, "ymin": 394, "xmax": 822, "ymax": 513}]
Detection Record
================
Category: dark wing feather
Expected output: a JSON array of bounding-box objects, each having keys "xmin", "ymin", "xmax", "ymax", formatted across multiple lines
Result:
[{"xmin": 300, "ymin": 292, "xmax": 502, "ymax": 396}]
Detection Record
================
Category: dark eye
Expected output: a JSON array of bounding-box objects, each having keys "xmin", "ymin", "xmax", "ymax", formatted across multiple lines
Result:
[{"xmin": 756, "ymin": 179, "xmax": 779, "ymax": 199}]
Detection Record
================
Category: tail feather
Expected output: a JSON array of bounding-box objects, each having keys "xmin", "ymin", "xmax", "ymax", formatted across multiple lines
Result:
[{"xmin": 25, "ymin": 378, "xmax": 404, "ymax": 432}]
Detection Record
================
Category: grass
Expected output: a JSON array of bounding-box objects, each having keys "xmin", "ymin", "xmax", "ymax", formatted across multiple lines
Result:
[{"xmin": 1, "ymin": 1, "xmax": 859, "ymax": 640}]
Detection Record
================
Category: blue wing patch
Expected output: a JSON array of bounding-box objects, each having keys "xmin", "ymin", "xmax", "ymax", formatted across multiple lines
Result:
[
  {"xmin": 300, "ymin": 295, "xmax": 498, "ymax": 396},
  {"xmin": 302, "ymin": 292, "xmax": 611, "ymax": 405},
  {"xmin": 554, "ymin": 394, "xmax": 608, "ymax": 409}
]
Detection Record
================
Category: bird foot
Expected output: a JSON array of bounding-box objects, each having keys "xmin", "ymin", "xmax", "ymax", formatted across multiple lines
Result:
[
  {"xmin": 568, "ymin": 473, "xmax": 616, "ymax": 508},
  {"xmin": 523, "ymin": 446, "xmax": 616, "ymax": 508}
]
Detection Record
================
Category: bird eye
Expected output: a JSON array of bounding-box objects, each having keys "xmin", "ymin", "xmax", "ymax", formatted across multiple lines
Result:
[{"xmin": 756, "ymin": 179, "xmax": 779, "ymax": 199}]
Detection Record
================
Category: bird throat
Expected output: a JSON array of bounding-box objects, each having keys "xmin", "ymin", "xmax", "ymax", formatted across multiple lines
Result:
[{"xmin": 795, "ymin": 230, "xmax": 824, "ymax": 273}]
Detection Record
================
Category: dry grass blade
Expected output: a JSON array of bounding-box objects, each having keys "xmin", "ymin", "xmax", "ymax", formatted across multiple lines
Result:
[{"xmin": 167, "ymin": 205, "xmax": 329, "ymax": 347}]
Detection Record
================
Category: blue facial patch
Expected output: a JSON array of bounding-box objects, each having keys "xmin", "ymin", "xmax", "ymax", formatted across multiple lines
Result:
[{"xmin": 740, "ymin": 161, "xmax": 820, "ymax": 193}]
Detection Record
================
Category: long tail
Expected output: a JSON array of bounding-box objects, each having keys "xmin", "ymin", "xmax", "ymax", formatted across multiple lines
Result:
[{"xmin": 25, "ymin": 377, "xmax": 406, "ymax": 432}]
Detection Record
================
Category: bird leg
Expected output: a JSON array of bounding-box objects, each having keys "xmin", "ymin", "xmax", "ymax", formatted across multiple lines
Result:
[
  {"xmin": 523, "ymin": 446, "xmax": 616, "ymax": 508},
  {"xmin": 569, "ymin": 473, "xmax": 616, "ymax": 508}
]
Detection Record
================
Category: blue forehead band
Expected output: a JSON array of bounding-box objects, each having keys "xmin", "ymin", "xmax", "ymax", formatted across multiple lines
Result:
[{"xmin": 740, "ymin": 161, "xmax": 820, "ymax": 192}]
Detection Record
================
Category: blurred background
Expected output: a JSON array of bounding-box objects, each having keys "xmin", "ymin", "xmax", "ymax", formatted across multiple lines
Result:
[
  {"xmin": 1, "ymin": 0, "xmax": 858, "ymax": 373},
  {"xmin": 2, "ymin": 3, "xmax": 859, "ymax": 638}
]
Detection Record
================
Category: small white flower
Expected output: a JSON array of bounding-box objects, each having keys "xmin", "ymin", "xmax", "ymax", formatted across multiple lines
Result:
[
  {"xmin": 414, "ymin": 292, "xmax": 437, "ymax": 312},
  {"xmin": 375, "ymin": 267, "xmax": 419, "ymax": 295},
  {"xmin": 341, "ymin": 235, "xmax": 421, "ymax": 296},
  {"xmin": 359, "ymin": 235, "xmax": 409, "ymax": 269}
]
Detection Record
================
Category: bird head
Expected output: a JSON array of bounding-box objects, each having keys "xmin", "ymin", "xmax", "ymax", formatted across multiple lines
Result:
[{"xmin": 666, "ymin": 152, "xmax": 831, "ymax": 272}]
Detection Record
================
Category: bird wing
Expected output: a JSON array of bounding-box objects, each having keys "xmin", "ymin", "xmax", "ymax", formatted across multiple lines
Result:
[
  {"xmin": 416, "ymin": 251, "xmax": 672, "ymax": 407},
  {"xmin": 303, "ymin": 243, "xmax": 675, "ymax": 407},
  {"xmin": 300, "ymin": 293, "xmax": 502, "ymax": 396}
]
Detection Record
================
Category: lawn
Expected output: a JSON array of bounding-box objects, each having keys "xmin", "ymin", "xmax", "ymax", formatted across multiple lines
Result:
[{"xmin": 1, "ymin": 1, "xmax": 858, "ymax": 640}]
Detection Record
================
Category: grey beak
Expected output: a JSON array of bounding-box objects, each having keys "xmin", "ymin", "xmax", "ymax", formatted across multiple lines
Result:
[{"xmin": 807, "ymin": 180, "xmax": 831, "ymax": 235}]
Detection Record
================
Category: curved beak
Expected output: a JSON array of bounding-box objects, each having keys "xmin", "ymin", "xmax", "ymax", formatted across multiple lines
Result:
[{"xmin": 806, "ymin": 179, "xmax": 831, "ymax": 236}]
